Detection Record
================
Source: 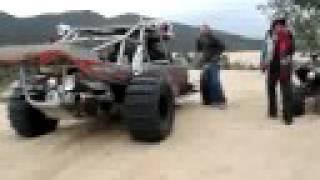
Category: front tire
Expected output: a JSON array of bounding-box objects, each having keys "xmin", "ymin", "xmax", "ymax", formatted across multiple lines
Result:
[
  {"xmin": 8, "ymin": 89, "xmax": 58, "ymax": 137},
  {"xmin": 124, "ymin": 78, "xmax": 174, "ymax": 142}
]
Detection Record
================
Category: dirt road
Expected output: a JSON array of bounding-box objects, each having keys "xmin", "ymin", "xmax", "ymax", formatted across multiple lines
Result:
[{"xmin": 0, "ymin": 70, "xmax": 320, "ymax": 180}]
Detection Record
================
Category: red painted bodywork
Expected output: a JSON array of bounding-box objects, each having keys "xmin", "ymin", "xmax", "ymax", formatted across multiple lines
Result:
[
  {"xmin": 0, "ymin": 49, "xmax": 189, "ymax": 95},
  {"xmin": 45, "ymin": 51, "xmax": 130, "ymax": 83}
]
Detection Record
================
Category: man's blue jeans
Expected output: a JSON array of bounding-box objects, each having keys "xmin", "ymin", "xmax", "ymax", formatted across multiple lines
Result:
[{"xmin": 205, "ymin": 62, "xmax": 225, "ymax": 103}]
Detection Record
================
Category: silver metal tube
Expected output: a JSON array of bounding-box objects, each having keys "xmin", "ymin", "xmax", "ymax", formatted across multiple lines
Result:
[{"xmin": 19, "ymin": 64, "xmax": 28, "ymax": 97}]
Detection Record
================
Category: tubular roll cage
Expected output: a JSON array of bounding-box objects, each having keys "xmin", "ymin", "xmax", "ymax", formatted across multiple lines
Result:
[{"xmin": 56, "ymin": 18, "xmax": 173, "ymax": 66}]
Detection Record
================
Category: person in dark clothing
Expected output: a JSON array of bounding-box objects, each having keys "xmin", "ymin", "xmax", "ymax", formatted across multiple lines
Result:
[
  {"xmin": 263, "ymin": 19, "xmax": 295, "ymax": 125},
  {"xmin": 197, "ymin": 25, "xmax": 226, "ymax": 106}
]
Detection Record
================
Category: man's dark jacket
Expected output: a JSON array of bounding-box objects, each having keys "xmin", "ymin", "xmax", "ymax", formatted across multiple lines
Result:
[{"xmin": 197, "ymin": 33, "xmax": 225, "ymax": 64}]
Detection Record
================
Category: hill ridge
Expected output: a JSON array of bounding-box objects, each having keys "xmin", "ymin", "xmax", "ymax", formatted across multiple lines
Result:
[{"xmin": 0, "ymin": 11, "xmax": 263, "ymax": 52}]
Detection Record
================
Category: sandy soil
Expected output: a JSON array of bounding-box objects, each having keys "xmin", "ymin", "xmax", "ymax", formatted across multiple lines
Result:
[{"xmin": 0, "ymin": 70, "xmax": 320, "ymax": 180}]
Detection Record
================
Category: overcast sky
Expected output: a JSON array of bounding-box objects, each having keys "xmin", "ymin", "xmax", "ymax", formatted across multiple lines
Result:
[{"xmin": 2, "ymin": 0, "xmax": 269, "ymax": 38}]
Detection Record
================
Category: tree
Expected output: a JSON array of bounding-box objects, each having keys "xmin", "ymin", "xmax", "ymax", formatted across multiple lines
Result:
[
  {"xmin": 294, "ymin": 0, "xmax": 320, "ymax": 8},
  {"xmin": 258, "ymin": 0, "xmax": 320, "ymax": 54}
]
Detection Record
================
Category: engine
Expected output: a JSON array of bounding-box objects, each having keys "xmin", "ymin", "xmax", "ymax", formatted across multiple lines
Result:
[{"xmin": 24, "ymin": 64, "xmax": 113, "ymax": 119}]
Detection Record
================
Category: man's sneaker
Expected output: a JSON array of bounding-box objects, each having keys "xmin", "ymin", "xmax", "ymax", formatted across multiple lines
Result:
[
  {"xmin": 283, "ymin": 113, "xmax": 293, "ymax": 125},
  {"xmin": 211, "ymin": 102, "xmax": 227, "ymax": 109},
  {"xmin": 284, "ymin": 117, "xmax": 293, "ymax": 125},
  {"xmin": 284, "ymin": 120, "xmax": 293, "ymax": 125}
]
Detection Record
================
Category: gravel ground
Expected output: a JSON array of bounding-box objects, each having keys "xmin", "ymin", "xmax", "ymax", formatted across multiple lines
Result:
[{"xmin": 0, "ymin": 70, "xmax": 320, "ymax": 180}]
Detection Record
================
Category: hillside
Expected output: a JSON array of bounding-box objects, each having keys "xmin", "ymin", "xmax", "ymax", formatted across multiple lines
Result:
[{"xmin": 0, "ymin": 11, "xmax": 263, "ymax": 52}]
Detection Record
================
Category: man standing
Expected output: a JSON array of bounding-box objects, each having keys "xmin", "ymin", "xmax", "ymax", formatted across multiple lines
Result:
[
  {"xmin": 262, "ymin": 19, "xmax": 295, "ymax": 125},
  {"xmin": 197, "ymin": 25, "xmax": 226, "ymax": 107}
]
